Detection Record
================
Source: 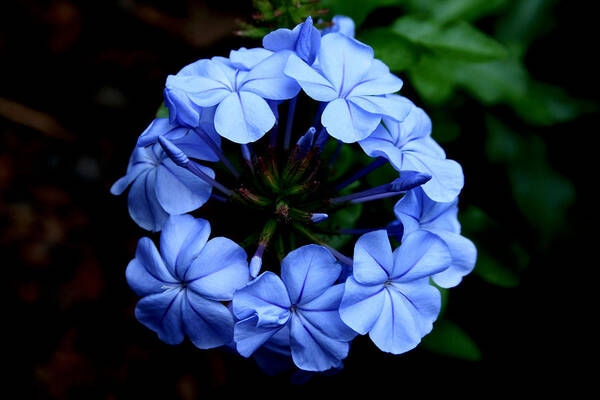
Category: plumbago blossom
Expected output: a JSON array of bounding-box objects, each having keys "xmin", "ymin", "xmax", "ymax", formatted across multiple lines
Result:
[{"xmin": 112, "ymin": 15, "xmax": 476, "ymax": 376}]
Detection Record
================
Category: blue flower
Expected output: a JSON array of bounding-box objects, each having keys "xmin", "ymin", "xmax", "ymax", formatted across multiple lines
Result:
[
  {"xmin": 110, "ymin": 137, "xmax": 216, "ymax": 232},
  {"xmin": 232, "ymin": 244, "xmax": 356, "ymax": 371},
  {"xmin": 165, "ymin": 49, "xmax": 300, "ymax": 144},
  {"xmin": 284, "ymin": 32, "xmax": 411, "ymax": 143},
  {"xmin": 321, "ymin": 15, "xmax": 355, "ymax": 38},
  {"xmin": 263, "ymin": 16, "xmax": 321, "ymax": 64},
  {"xmin": 394, "ymin": 187, "xmax": 477, "ymax": 288},
  {"xmin": 126, "ymin": 215, "xmax": 250, "ymax": 347},
  {"xmin": 359, "ymin": 101, "xmax": 464, "ymax": 202},
  {"xmin": 339, "ymin": 230, "xmax": 451, "ymax": 354}
]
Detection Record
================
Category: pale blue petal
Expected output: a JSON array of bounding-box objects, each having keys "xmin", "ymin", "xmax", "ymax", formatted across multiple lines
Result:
[
  {"xmin": 159, "ymin": 214, "xmax": 210, "ymax": 277},
  {"xmin": 368, "ymin": 285, "xmax": 439, "ymax": 354},
  {"xmin": 154, "ymin": 159, "xmax": 213, "ymax": 215},
  {"xmin": 431, "ymin": 231, "xmax": 477, "ymax": 288},
  {"xmin": 126, "ymin": 237, "xmax": 178, "ymax": 296},
  {"xmin": 390, "ymin": 230, "xmax": 451, "ymax": 282},
  {"xmin": 401, "ymin": 152, "xmax": 464, "ymax": 202},
  {"xmin": 298, "ymin": 284, "xmax": 357, "ymax": 341},
  {"xmin": 318, "ymin": 33, "xmax": 373, "ymax": 95},
  {"xmin": 182, "ymin": 289, "xmax": 235, "ymax": 349},
  {"xmin": 389, "ymin": 281, "xmax": 441, "ymax": 335},
  {"xmin": 339, "ymin": 276, "xmax": 385, "ymax": 335},
  {"xmin": 240, "ymin": 50, "xmax": 300, "ymax": 100},
  {"xmin": 322, "ymin": 15, "xmax": 355, "ymax": 38},
  {"xmin": 234, "ymin": 315, "xmax": 285, "ymax": 357},
  {"xmin": 349, "ymin": 94, "xmax": 412, "ymax": 122},
  {"xmin": 163, "ymin": 85, "xmax": 200, "ymax": 127},
  {"xmin": 186, "ymin": 237, "xmax": 250, "ymax": 300},
  {"xmin": 229, "ymin": 47, "xmax": 273, "ymax": 70},
  {"xmin": 397, "ymin": 105, "xmax": 432, "ymax": 144},
  {"xmin": 290, "ymin": 312, "xmax": 350, "ymax": 372},
  {"xmin": 232, "ymin": 271, "xmax": 291, "ymax": 324},
  {"xmin": 347, "ymin": 61, "xmax": 403, "ymax": 97},
  {"xmin": 135, "ymin": 289, "xmax": 185, "ymax": 345},
  {"xmin": 281, "ymin": 244, "xmax": 340, "ymax": 305},
  {"xmin": 127, "ymin": 169, "xmax": 169, "ymax": 232},
  {"xmin": 167, "ymin": 75, "xmax": 231, "ymax": 108},
  {"xmin": 171, "ymin": 128, "xmax": 220, "ymax": 162},
  {"xmin": 284, "ymin": 55, "xmax": 337, "ymax": 101},
  {"xmin": 321, "ymin": 98, "xmax": 381, "ymax": 143},
  {"xmin": 137, "ymin": 118, "xmax": 189, "ymax": 148},
  {"xmin": 214, "ymin": 92, "xmax": 275, "ymax": 143},
  {"xmin": 353, "ymin": 230, "xmax": 393, "ymax": 284}
]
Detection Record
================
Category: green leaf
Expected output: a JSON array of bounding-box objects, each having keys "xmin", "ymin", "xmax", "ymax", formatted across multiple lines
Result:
[
  {"xmin": 320, "ymin": 0, "xmax": 402, "ymax": 27},
  {"xmin": 459, "ymin": 205, "xmax": 495, "ymax": 236},
  {"xmin": 156, "ymin": 102, "xmax": 169, "ymax": 119},
  {"xmin": 422, "ymin": 320, "xmax": 481, "ymax": 361},
  {"xmin": 358, "ymin": 28, "xmax": 419, "ymax": 72},
  {"xmin": 421, "ymin": 21, "xmax": 508, "ymax": 62},
  {"xmin": 323, "ymin": 140, "xmax": 357, "ymax": 182},
  {"xmin": 474, "ymin": 249, "xmax": 520, "ymax": 288},
  {"xmin": 393, "ymin": 17, "xmax": 507, "ymax": 62},
  {"xmin": 408, "ymin": 55, "xmax": 457, "ymax": 104},
  {"xmin": 323, "ymin": 202, "xmax": 364, "ymax": 249},
  {"xmin": 431, "ymin": 0, "xmax": 509, "ymax": 23},
  {"xmin": 512, "ymin": 82, "xmax": 586, "ymax": 126}
]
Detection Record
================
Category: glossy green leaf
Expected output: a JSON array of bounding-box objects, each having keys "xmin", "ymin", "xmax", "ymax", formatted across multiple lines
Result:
[
  {"xmin": 474, "ymin": 249, "xmax": 520, "ymax": 288},
  {"xmin": 358, "ymin": 28, "xmax": 419, "ymax": 72},
  {"xmin": 422, "ymin": 320, "xmax": 481, "ymax": 361}
]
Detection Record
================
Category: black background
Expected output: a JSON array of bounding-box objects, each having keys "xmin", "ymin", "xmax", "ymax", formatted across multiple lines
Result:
[{"xmin": 2, "ymin": 0, "xmax": 596, "ymax": 397}]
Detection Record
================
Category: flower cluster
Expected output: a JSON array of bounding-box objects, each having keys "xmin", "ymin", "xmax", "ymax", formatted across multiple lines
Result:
[{"xmin": 112, "ymin": 16, "xmax": 476, "ymax": 374}]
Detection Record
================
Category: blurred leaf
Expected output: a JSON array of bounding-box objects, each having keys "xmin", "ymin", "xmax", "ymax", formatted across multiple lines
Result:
[
  {"xmin": 485, "ymin": 117, "xmax": 575, "ymax": 240},
  {"xmin": 495, "ymin": 0, "xmax": 558, "ymax": 54},
  {"xmin": 323, "ymin": 140, "xmax": 357, "ymax": 182},
  {"xmin": 321, "ymin": 0, "xmax": 402, "ymax": 27},
  {"xmin": 431, "ymin": 0, "xmax": 509, "ymax": 23},
  {"xmin": 422, "ymin": 320, "xmax": 481, "ymax": 361},
  {"xmin": 512, "ymin": 82, "xmax": 586, "ymax": 126},
  {"xmin": 460, "ymin": 205, "xmax": 495, "ymax": 235},
  {"xmin": 323, "ymin": 201, "xmax": 363, "ymax": 249},
  {"xmin": 393, "ymin": 17, "xmax": 507, "ymax": 62},
  {"xmin": 474, "ymin": 249, "xmax": 520, "ymax": 288},
  {"xmin": 366, "ymin": 161, "xmax": 398, "ymax": 187},
  {"xmin": 358, "ymin": 28, "xmax": 419, "ymax": 72},
  {"xmin": 453, "ymin": 57, "xmax": 528, "ymax": 104},
  {"xmin": 408, "ymin": 55, "xmax": 456, "ymax": 104},
  {"xmin": 156, "ymin": 102, "xmax": 168, "ymax": 118}
]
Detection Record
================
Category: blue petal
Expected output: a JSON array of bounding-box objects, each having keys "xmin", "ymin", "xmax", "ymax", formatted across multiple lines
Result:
[
  {"xmin": 349, "ymin": 94, "xmax": 412, "ymax": 122},
  {"xmin": 135, "ymin": 289, "xmax": 185, "ymax": 345},
  {"xmin": 182, "ymin": 289, "xmax": 235, "ymax": 349},
  {"xmin": 214, "ymin": 91, "xmax": 275, "ymax": 143},
  {"xmin": 232, "ymin": 271, "xmax": 291, "ymax": 325},
  {"xmin": 163, "ymin": 85, "xmax": 200, "ymax": 127},
  {"xmin": 186, "ymin": 237, "xmax": 250, "ymax": 300},
  {"xmin": 126, "ymin": 237, "xmax": 178, "ymax": 296},
  {"xmin": 401, "ymin": 150, "xmax": 464, "ymax": 203},
  {"xmin": 339, "ymin": 276, "xmax": 385, "ymax": 335},
  {"xmin": 394, "ymin": 187, "xmax": 460, "ymax": 236},
  {"xmin": 431, "ymin": 231, "xmax": 477, "ymax": 288},
  {"xmin": 229, "ymin": 47, "xmax": 273, "ymax": 70},
  {"xmin": 234, "ymin": 315, "xmax": 286, "ymax": 357},
  {"xmin": 295, "ymin": 16, "xmax": 321, "ymax": 64},
  {"xmin": 168, "ymin": 74, "xmax": 231, "ymax": 107},
  {"xmin": 284, "ymin": 55, "xmax": 337, "ymax": 101},
  {"xmin": 137, "ymin": 118, "xmax": 189, "ymax": 148},
  {"xmin": 390, "ymin": 230, "xmax": 451, "ymax": 282},
  {"xmin": 318, "ymin": 33, "xmax": 373, "ymax": 96},
  {"xmin": 240, "ymin": 50, "xmax": 300, "ymax": 100},
  {"xmin": 154, "ymin": 159, "xmax": 213, "ymax": 215},
  {"xmin": 368, "ymin": 284, "xmax": 440, "ymax": 354},
  {"xmin": 353, "ymin": 230, "xmax": 393, "ymax": 284},
  {"xmin": 321, "ymin": 98, "xmax": 381, "ymax": 143},
  {"xmin": 297, "ymin": 284, "xmax": 357, "ymax": 341},
  {"xmin": 159, "ymin": 214, "xmax": 210, "ymax": 277},
  {"xmin": 281, "ymin": 244, "xmax": 340, "ymax": 305},
  {"xmin": 171, "ymin": 127, "xmax": 220, "ymax": 162},
  {"xmin": 127, "ymin": 169, "xmax": 169, "ymax": 232},
  {"xmin": 321, "ymin": 15, "xmax": 355, "ymax": 38},
  {"xmin": 289, "ymin": 312, "xmax": 350, "ymax": 372},
  {"xmin": 347, "ymin": 60, "xmax": 403, "ymax": 97}
]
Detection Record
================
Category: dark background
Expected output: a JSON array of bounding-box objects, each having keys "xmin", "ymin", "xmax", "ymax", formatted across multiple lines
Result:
[{"xmin": 2, "ymin": 0, "xmax": 596, "ymax": 397}]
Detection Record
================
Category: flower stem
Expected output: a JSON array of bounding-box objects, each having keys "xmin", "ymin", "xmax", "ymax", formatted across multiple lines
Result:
[{"xmin": 283, "ymin": 97, "xmax": 298, "ymax": 151}]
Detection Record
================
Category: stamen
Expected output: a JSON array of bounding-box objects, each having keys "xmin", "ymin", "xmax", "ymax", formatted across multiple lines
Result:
[
  {"xmin": 310, "ymin": 213, "xmax": 329, "ymax": 223},
  {"xmin": 194, "ymin": 128, "xmax": 240, "ymax": 178},
  {"xmin": 283, "ymin": 97, "xmax": 298, "ymax": 151},
  {"xmin": 334, "ymin": 157, "xmax": 389, "ymax": 191},
  {"xmin": 158, "ymin": 136, "xmax": 233, "ymax": 197}
]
